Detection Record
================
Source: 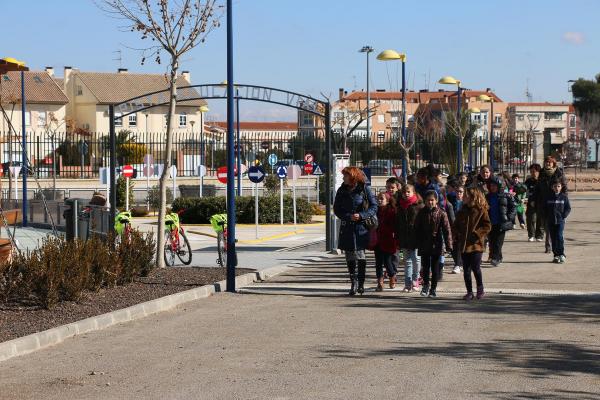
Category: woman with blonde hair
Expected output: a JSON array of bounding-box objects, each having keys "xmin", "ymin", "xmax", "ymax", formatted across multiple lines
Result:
[
  {"xmin": 452, "ymin": 187, "xmax": 492, "ymax": 300},
  {"xmin": 334, "ymin": 166, "xmax": 378, "ymax": 295}
]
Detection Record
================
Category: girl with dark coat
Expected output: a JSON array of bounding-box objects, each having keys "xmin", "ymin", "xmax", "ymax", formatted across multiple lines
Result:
[
  {"xmin": 471, "ymin": 165, "xmax": 492, "ymax": 194},
  {"xmin": 485, "ymin": 177, "xmax": 516, "ymax": 266},
  {"xmin": 334, "ymin": 166, "xmax": 378, "ymax": 295},
  {"xmin": 524, "ymin": 163, "xmax": 543, "ymax": 241},
  {"xmin": 453, "ymin": 187, "xmax": 492, "ymax": 300},
  {"xmin": 414, "ymin": 190, "xmax": 453, "ymax": 298},
  {"xmin": 396, "ymin": 184, "xmax": 424, "ymax": 291},
  {"xmin": 374, "ymin": 192, "xmax": 398, "ymax": 291},
  {"xmin": 536, "ymin": 156, "xmax": 568, "ymax": 253}
]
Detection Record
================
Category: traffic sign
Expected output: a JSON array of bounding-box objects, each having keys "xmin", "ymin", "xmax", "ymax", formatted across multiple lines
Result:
[
  {"xmin": 288, "ymin": 165, "xmax": 302, "ymax": 180},
  {"xmin": 261, "ymin": 141, "xmax": 270, "ymax": 150},
  {"xmin": 143, "ymin": 165, "xmax": 154, "ymax": 177},
  {"xmin": 217, "ymin": 166, "xmax": 228, "ymax": 184},
  {"xmin": 392, "ymin": 167, "xmax": 403, "ymax": 178},
  {"xmin": 122, "ymin": 165, "xmax": 134, "ymax": 178},
  {"xmin": 303, "ymin": 162, "xmax": 314, "ymax": 175},
  {"xmin": 304, "ymin": 153, "xmax": 314, "ymax": 163},
  {"xmin": 143, "ymin": 154, "xmax": 154, "ymax": 165},
  {"xmin": 248, "ymin": 165, "xmax": 266, "ymax": 183},
  {"xmin": 197, "ymin": 165, "xmax": 207, "ymax": 177},
  {"xmin": 276, "ymin": 165, "xmax": 287, "ymax": 179},
  {"xmin": 268, "ymin": 153, "xmax": 278, "ymax": 166},
  {"xmin": 169, "ymin": 165, "xmax": 177, "ymax": 178},
  {"xmin": 312, "ymin": 164, "xmax": 324, "ymax": 176}
]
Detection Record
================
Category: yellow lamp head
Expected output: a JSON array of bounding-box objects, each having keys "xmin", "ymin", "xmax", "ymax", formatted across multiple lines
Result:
[
  {"xmin": 376, "ymin": 49, "xmax": 406, "ymax": 62},
  {"xmin": 200, "ymin": 105, "xmax": 210, "ymax": 113},
  {"xmin": 438, "ymin": 76, "xmax": 460, "ymax": 85},
  {"xmin": 469, "ymin": 107, "xmax": 481, "ymax": 113},
  {"xmin": 477, "ymin": 94, "xmax": 493, "ymax": 102}
]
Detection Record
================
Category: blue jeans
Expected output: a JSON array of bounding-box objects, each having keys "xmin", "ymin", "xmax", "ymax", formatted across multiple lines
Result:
[
  {"xmin": 402, "ymin": 249, "xmax": 420, "ymax": 287},
  {"xmin": 548, "ymin": 222, "xmax": 565, "ymax": 257}
]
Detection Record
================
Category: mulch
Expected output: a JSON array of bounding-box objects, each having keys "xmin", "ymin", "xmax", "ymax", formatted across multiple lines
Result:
[{"xmin": 0, "ymin": 267, "xmax": 255, "ymax": 343}]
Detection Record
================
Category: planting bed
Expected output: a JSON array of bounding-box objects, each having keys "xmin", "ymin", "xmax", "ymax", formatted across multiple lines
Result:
[{"xmin": 0, "ymin": 267, "xmax": 254, "ymax": 343}]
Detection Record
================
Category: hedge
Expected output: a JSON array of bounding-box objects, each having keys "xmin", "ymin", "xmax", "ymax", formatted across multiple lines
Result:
[{"xmin": 172, "ymin": 194, "xmax": 313, "ymax": 224}]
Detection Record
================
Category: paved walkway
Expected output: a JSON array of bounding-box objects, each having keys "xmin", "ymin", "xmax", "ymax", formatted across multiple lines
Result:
[{"xmin": 0, "ymin": 197, "xmax": 599, "ymax": 399}]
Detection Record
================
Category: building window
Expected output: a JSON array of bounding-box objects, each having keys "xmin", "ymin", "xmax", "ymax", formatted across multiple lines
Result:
[
  {"xmin": 377, "ymin": 130, "xmax": 385, "ymax": 139},
  {"xmin": 179, "ymin": 113, "xmax": 187, "ymax": 127},
  {"xmin": 333, "ymin": 111, "xmax": 344, "ymax": 121},
  {"xmin": 528, "ymin": 113, "xmax": 540, "ymax": 121},
  {"xmin": 129, "ymin": 113, "xmax": 137, "ymax": 127},
  {"xmin": 494, "ymin": 114, "xmax": 502, "ymax": 124},
  {"xmin": 569, "ymin": 114, "xmax": 576, "ymax": 128},
  {"xmin": 570, "ymin": 130, "xmax": 576, "ymax": 140},
  {"xmin": 76, "ymin": 85, "xmax": 83, "ymax": 96},
  {"xmin": 115, "ymin": 112, "xmax": 123, "ymax": 127},
  {"xmin": 301, "ymin": 113, "xmax": 313, "ymax": 127},
  {"xmin": 377, "ymin": 114, "xmax": 385, "ymax": 123},
  {"xmin": 517, "ymin": 114, "xmax": 525, "ymax": 121},
  {"xmin": 544, "ymin": 112, "xmax": 563, "ymax": 120},
  {"xmin": 38, "ymin": 111, "xmax": 46, "ymax": 127},
  {"xmin": 24, "ymin": 111, "xmax": 31, "ymax": 126}
]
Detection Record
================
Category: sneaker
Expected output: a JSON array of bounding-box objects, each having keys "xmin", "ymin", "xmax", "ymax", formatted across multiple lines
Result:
[
  {"xmin": 420, "ymin": 285, "xmax": 429, "ymax": 297},
  {"xmin": 545, "ymin": 247, "xmax": 551, "ymax": 254},
  {"xmin": 463, "ymin": 292, "xmax": 474, "ymax": 301},
  {"xmin": 402, "ymin": 286, "xmax": 412, "ymax": 293},
  {"xmin": 558, "ymin": 255, "xmax": 566, "ymax": 264},
  {"xmin": 452, "ymin": 266, "xmax": 461, "ymax": 274},
  {"xmin": 528, "ymin": 237, "xmax": 535, "ymax": 242},
  {"xmin": 536, "ymin": 238, "xmax": 544, "ymax": 242},
  {"xmin": 476, "ymin": 290, "xmax": 486, "ymax": 300},
  {"xmin": 490, "ymin": 259, "xmax": 501, "ymax": 267},
  {"xmin": 428, "ymin": 289, "xmax": 437, "ymax": 298},
  {"xmin": 412, "ymin": 281, "xmax": 420, "ymax": 290},
  {"xmin": 520, "ymin": 223, "xmax": 526, "ymax": 229},
  {"xmin": 552, "ymin": 256, "xmax": 560, "ymax": 263}
]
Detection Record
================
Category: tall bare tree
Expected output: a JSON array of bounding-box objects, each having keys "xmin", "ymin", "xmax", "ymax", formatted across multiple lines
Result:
[
  {"xmin": 578, "ymin": 112, "xmax": 600, "ymax": 169},
  {"xmin": 100, "ymin": 0, "xmax": 223, "ymax": 268}
]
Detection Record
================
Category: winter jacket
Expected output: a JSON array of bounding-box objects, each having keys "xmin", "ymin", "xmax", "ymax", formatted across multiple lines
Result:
[
  {"xmin": 334, "ymin": 183, "xmax": 378, "ymax": 251},
  {"xmin": 470, "ymin": 174, "xmax": 490, "ymax": 194},
  {"xmin": 536, "ymin": 168, "xmax": 568, "ymax": 217},
  {"xmin": 415, "ymin": 181, "xmax": 444, "ymax": 208},
  {"xmin": 445, "ymin": 201, "xmax": 456, "ymax": 225},
  {"xmin": 524, "ymin": 176, "xmax": 539, "ymax": 208},
  {"xmin": 414, "ymin": 206, "xmax": 453, "ymax": 255},
  {"xmin": 395, "ymin": 197, "xmax": 424, "ymax": 250},
  {"xmin": 486, "ymin": 191, "xmax": 516, "ymax": 232},
  {"xmin": 544, "ymin": 192, "xmax": 571, "ymax": 225},
  {"xmin": 375, "ymin": 205, "xmax": 397, "ymax": 254},
  {"xmin": 452, "ymin": 205, "xmax": 492, "ymax": 254}
]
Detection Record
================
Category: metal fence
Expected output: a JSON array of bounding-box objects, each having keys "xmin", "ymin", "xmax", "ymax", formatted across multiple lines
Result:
[{"xmin": 1, "ymin": 130, "xmax": 535, "ymax": 179}]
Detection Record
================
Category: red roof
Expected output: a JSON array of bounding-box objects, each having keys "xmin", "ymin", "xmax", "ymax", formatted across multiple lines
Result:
[
  {"xmin": 508, "ymin": 102, "xmax": 570, "ymax": 107},
  {"xmin": 212, "ymin": 121, "xmax": 297, "ymax": 130}
]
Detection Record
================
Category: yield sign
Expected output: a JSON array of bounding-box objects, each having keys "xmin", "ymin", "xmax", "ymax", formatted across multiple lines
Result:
[
  {"xmin": 248, "ymin": 165, "xmax": 266, "ymax": 183},
  {"xmin": 312, "ymin": 164, "xmax": 324, "ymax": 176},
  {"xmin": 217, "ymin": 166, "xmax": 228, "ymax": 184},
  {"xmin": 392, "ymin": 167, "xmax": 403, "ymax": 178}
]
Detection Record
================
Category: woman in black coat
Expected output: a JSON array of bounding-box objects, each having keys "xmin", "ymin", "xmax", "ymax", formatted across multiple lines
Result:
[
  {"xmin": 536, "ymin": 156, "xmax": 568, "ymax": 253},
  {"xmin": 334, "ymin": 166, "xmax": 378, "ymax": 295}
]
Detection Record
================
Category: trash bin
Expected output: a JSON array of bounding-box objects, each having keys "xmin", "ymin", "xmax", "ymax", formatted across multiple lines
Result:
[
  {"xmin": 63, "ymin": 198, "xmax": 79, "ymax": 241},
  {"xmin": 78, "ymin": 206, "xmax": 91, "ymax": 242}
]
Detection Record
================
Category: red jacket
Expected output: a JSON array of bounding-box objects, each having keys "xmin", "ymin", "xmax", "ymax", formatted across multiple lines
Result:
[{"xmin": 376, "ymin": 205, "xmax": 397, "ymax": 253}]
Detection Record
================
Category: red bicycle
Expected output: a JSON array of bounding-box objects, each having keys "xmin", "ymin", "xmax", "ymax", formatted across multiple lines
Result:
[{"xmin": 164, "ymin": 211, "xmax": 192, "ymax": 267}]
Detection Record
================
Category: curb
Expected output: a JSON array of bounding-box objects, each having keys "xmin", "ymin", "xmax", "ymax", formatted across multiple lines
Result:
[{"xmin": 0, "ymin": 254, "xmax": 332, "ymax": 363}]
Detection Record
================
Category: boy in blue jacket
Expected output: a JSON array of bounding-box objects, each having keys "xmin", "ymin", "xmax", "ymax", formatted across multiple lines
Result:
[{"xmin": 545, "ymin": 179, "xmax": 571, "ymax": 264}]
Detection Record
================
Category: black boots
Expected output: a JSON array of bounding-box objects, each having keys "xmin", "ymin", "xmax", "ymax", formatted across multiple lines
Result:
[
  {"xmin": 357, "ymin": 259, "xmax": 367, "ymax": 294},
  {"xmin": 347, "ymin": 260, "xmax": 358, "ymax": 296}
]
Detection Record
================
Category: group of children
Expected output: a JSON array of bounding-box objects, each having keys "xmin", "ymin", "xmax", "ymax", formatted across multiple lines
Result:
[{"xmin": 367, "ymin": 161, "xmax": 570, "ymax": 300}]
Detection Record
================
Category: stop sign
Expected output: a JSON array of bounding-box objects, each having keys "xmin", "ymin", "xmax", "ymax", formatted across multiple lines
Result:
[
  {"xmin": 303, "ymin": 163, "xmax": 314, "ymax": 175},
  {"xmin": 122, "ymin": 165, "xmax": 134, "ymax": 178},
  {"xmin": 217, "ymin": 166, "xmax": 228, "ymax": 184}
]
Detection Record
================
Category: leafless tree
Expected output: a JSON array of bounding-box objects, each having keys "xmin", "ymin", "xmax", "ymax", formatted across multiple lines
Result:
[
  {"xmin": 578, "ymin": 112, "xmax": 600, "ymax": 169},
  {"xmin": 44, "ymin": 112, "xmax": 67, "ymax": 199},
  {"xmin": 99, "ymin": 0, "xmax": 223, "ymax": 268}
]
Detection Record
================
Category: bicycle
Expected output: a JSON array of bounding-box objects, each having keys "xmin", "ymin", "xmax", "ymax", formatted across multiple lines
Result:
[
  {"xmin": 210, "ymin": 213, "xmax": 228, "ymax": 267},
  {"xmin": 164, "ymin": 211, "xmax": 192, "ymax": 267},
  {"xmin": 114, "ymin": 210, "xmax": 133, "ymax": 244}
]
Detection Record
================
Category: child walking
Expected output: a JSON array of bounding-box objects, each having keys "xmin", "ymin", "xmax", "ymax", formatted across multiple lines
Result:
[
  {"xmin": 396, "ymin": 184, "xmax": 424, "ymax": 292},
  {"xmin": 374, "ymin": 192, "xmax": 399, "ymax": 290},
  {"xmin": 486, "ymin": 177, "xmax": 516, "ymax": 266},
  {"xmin": 453, "ymin": 187, "xmax": 492, "ymax": 300},
  {"xmin": 414, "ymin": 191, "xmax": 452, "ymax": 298},
  {"xmin": 545, "ymin": 180, "xmax": 571, "ymax": 263}
]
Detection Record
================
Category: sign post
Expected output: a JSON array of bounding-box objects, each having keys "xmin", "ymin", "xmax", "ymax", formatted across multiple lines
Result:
[
  {"xmin": 197, "ymin": 165, "xmax": 207, "ymax": 197},
  {"xmin": 313, "ymin": 163, "xmax": 324, "ymax": 206},
  {"xmin": 303, "ymin": 162, "xmax": 314, "ymax": 203},
  {"xmin": 9, "ymin": 166, "xmax": 21, "ymax": 201},
  {"xmin": 248, "ymin": 165, "xmax": 266, "ymax": 239},
  {"xmin": 122, "ymin": 165, "xmax": 134, "ymax": 211},
  {"xmin": 276, "ymin": 165, "xmax": 287, "ymax": 225},
  {"xmin": 144, "ymin": 154, "xmax": 154, "ymax": 210},
  {"xmin": 288, "ymin": 165, "xmax": 302, "ymax": 232},
  {"xmin": 268, "ymin": 153, "xmax": 278, "ymax": 174},
  {"xmin": 170, "ymin": 165, "xmax": 177, "ymax": 200}
]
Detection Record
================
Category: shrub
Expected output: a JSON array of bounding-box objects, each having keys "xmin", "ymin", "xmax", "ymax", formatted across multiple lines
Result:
[
  {"xmin": 117, "ymin": 175, "xmax": 134, "ymax": 208},
  {"xmin": 119, "ymin": 143, "xmax": 148, "ymax": 164},
  {"xmin": 172, "ymin": 194, "xmax": 313, "ymax": 224},
  {"xmin": 147, "ymin": 184, "xmax": 173, "ymax": 211},
  {"xmin": 0, "ymin": 231, "xmax": 155, "ymax": 309}
]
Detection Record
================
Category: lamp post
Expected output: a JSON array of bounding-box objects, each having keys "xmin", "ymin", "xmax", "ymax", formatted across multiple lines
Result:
[
  {"xmin": 221, "ymin": 81, "xmax": 241, "ymax": 195},
  {"xmin": 359, "ymin": 46, "xmax": 374, "ymax": 142},
  {"xmin": 199, "ymin": 105, "xmax": 209, "ymax": 167},
  {"xmin": 467, "ymin": 107, "xmax": 480, "ymax": 171},
  {"xmin": 377, "ymin": 49, "xmax": 407, "ymax": 180},
  {"xmin": 439, "ymin": 76, "xmax": 463, "ymax": 173},
  {"xmin": 477, "ymin": 94, "xmax": 495, "ymax": 170}
]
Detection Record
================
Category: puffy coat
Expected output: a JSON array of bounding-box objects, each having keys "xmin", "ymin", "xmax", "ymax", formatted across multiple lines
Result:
[
  {"xmin": 414, "ymin": 206, "xmax": 453, "ymax": 255},
  {"xmin": 452, "ymin": 205, "xmax": 492, "ymax": 254},
  {"xmin": 395, "ymin": 197, "xmax": 424, "ymax": 250},
  {"xmin": 375, "ymin": 205, "xmax": 397, "ymax": 253},
  {"xmin": 334, "ymin": 183, "xmax": 378, "ymax": 251},
  {"xmin": 536, "ymin": 168, "xmax": 568, "ymax": 217},
  {"xmin": 486, "ymin": 192, "xmax": 516, "ymax": 231},
  {"xmin": 544, "ymin": 192, "xmax": 571, "ymax": 225}
]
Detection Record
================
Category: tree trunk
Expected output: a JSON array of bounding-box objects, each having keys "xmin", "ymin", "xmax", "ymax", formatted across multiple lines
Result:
[{"xmin": 156, "ymin": 59, "xmax": 179, "ymax": 268}]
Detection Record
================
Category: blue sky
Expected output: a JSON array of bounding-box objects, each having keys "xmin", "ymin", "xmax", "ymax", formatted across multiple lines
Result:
[{"xmin": 3, "ymin": 0, "xmax": 599, "ymax": 120}]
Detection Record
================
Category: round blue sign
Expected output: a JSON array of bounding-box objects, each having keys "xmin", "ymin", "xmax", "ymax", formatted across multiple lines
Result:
[
  {"xmin": 268, "ymin": 153, "xmax": 278, "ymax": 166},
  {"xmin": 248, "ymin": 165, "xmax": 266, "ymax": 183},
  {"xmin": 276, "ymin": 165, "xmax": 288, "ymax": 179}
]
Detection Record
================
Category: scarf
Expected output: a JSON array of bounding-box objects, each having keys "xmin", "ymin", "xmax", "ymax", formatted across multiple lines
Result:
[{"xmin": 398, "ymin": 194, "xmax": 418, "ymax": 210}]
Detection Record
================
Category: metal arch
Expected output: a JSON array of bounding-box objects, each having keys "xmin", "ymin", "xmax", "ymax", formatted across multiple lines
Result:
[{"xmin": 112, "ymin": 83, "xmax": 328, "ymax": 118}]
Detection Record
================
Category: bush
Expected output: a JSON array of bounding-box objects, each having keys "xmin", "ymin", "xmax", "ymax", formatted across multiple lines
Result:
[
  {"xmin": 172, "ymin": 194, "xmax": 313, "ymax": 224},
  {"xmin": 146, "ymin": 185, "xmax": 173, "ymax": 211},
  {"xmin": 0, "ymin": 231, "xmax": 155, "ymax": 309},
  {"xmin": 119, "ymin": 143, "xmax": 148, "ymax": 164},
  {"xmin": 117, "ymin": 175, "xmax": 134, "ymax": 209}
]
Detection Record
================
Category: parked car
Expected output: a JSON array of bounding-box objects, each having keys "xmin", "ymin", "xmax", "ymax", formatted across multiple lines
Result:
[{"xmin": 366, "ymin": 159, "xmax": 392, "ymax": 176}]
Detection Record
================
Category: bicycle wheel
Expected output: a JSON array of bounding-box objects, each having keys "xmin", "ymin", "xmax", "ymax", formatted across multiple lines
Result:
[
  {"xmin": 176, "ymin": 228, "xmax": 192, "ymax": 265},
  {"xmin": 163, "ymin": 229, "xmax": 176, "ymax": 267},
  {"xmin": 217, "ymin": 231, "xmax": 227, "ymax": 267}
]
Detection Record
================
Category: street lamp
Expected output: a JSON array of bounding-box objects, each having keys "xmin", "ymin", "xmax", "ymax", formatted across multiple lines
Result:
[
  {"xmin": 439, "ymin": 76, "xmax": 463, "ymax": 173},
  {"xmin": 359, "ymin": 46, "xmax": 374, "ymax": 142},
  {"xmin": 377, "ymin": 49, "xmax": 408, "ymax": 180},
  {"xmin": 467, "ymin": 107, "xmax": 481, "ymax": 171},
  {"xmin": 199, "ymin": 105, "xmax": 209, "ymax": 167},
  {"xmin": 477, "ymin": 94, "xmax": 495, "ymax": 169},
  {"xmin": 221, "ymin": 81, "xmax": 241, "ymax": 195}
]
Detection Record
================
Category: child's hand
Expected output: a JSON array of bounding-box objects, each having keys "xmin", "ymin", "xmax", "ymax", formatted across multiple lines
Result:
[{"xmin": 351, "ymin": 213, "xmax": 361, "ymax": 221}]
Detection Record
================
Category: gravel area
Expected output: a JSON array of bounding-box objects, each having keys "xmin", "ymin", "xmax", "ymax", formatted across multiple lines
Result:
[{"xmin": 0, "ymin": 267, "xmax": 254, "ymax": 343}]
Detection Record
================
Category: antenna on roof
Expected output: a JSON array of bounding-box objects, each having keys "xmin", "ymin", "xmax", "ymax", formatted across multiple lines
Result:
[
  {"xmin": 525, "ymin": 78, "xmax": 533, "ymax": 103},
  {"xmin": 112, "ymin": 50, "xmax": 122, "ymax": 69}
]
